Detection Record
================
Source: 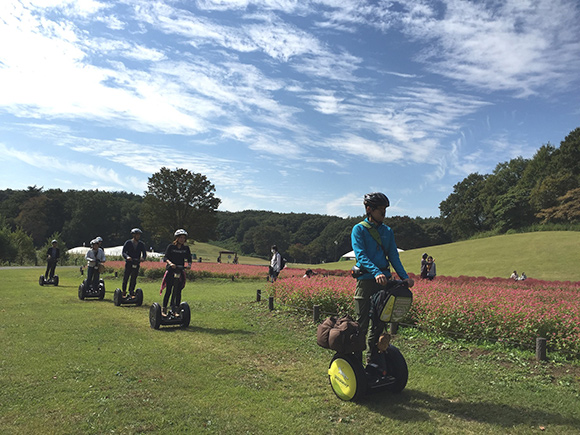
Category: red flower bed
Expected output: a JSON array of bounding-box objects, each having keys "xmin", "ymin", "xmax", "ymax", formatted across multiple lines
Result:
[{"xmin": 269, "ymin": 273, "xmax": 580, "ymax": 356}]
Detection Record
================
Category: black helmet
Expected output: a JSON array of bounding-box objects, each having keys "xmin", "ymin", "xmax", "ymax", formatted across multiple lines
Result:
[{"xmin": 364, "ymin": 192, "xmax": 390, "ymax": 208}]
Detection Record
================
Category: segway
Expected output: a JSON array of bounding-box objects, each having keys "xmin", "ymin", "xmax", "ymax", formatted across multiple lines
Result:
[
  {"xmin": 114, "ymin": 288, "xmax": 143, "ymax": 306},
  {"xmin": 149, "ymin": 301, "xmax": 191, "ymax": 329},
  {"xmin": 326, "ymin": 280, "xmax": 413, "ymax": 402},
  {"xmin": 78, "ymin": 264, "xmax": 106, "ymax": 300},
  {"xmin": 39, "ymin": 275, "xmax": 59, "ymax": 286}
]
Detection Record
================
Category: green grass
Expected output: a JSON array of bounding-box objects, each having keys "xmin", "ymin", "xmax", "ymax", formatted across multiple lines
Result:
[
  {"xmin": 308, "ymin": 231, "xmax": 580, "ymax": 282},
  {"xmin": 190, "ymin": 241, "xmax": 269, "ymax": 266},
  {"xmin": 1, "ymin": 267, "xmax": 580, "ymax": 434}
]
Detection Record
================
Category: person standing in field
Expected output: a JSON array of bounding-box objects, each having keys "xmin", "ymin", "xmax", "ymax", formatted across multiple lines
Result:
[
  {"xmin": 269, "ymin": 245, "xmax": 282, "ymax": 282},
  {"xmin": 420, "ymin": 252, "xmax": 429, "ymax": 279},
  {"xmin": 351, "ymin": 192, "xmax": 414, "ymax": 363},
  {"xmin": 426, "ymin": 256, "xmax": 436, "ymax": 280},
  {"xmin": 121, "ymin": 228, "xmax": 147, "ymax": 298}
]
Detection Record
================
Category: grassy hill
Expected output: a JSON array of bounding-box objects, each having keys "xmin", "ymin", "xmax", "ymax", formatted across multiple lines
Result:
[
  {"xmin": 189, "ymin": 241, "xmax": 269, "ymax": 266},
  {"xmin": 299, "ymin": 231, "xmax": 580, "ymax": 282}
]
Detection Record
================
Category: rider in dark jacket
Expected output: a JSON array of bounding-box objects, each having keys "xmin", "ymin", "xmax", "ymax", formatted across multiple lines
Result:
[{"xmin": 121, "ymin": 228, "xmax": 147, "ymax": 297}]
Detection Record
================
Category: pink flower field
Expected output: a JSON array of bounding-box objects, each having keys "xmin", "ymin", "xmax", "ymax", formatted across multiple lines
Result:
[
  {"xmin": 270, "ymin": 274, "xmax": 580, "ymax": 357},
  {"xmin": 105, "ymin": 261, "xmax": 580, "ymax": 356},
  {"xmin": 106, "ymin": 261, "xmax": 272, "ymax": 280}
]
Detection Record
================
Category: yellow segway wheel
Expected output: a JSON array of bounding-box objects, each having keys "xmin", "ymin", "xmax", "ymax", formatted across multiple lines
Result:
[{"xmin": 328, "ymin": 354, "xmax": 365, "ymax": 401}]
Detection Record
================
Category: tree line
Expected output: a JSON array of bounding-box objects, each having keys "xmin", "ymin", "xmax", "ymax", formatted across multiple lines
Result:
[
  {"xmin": 440, "ymin": 127, "xmax": 580, "ymax": 240},
  {"xmin": 0, "ymin": 126, "xmax": 578, "ymax": 265}
]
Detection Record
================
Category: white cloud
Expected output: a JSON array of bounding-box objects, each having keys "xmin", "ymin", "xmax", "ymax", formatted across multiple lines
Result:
[
  {"xmin": 400, "ymin": 0, "xmax": 580, "ymax": 96},
  {"xmin": 325, "ymin": 192, "xmax": 361, "ymax": 218}
]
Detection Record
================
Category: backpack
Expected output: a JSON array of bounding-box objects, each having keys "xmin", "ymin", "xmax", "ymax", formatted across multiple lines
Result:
[
  {"xmin": 369, "ymin": 281, "xmax": 413, "ymax": 323},
  {"xmin": 316, "ymin": 315, "xmax": 366, "ymax": 354},
  {"xmin": 280, "ymin": 256, "xmax": 287, "ymax": 270}
]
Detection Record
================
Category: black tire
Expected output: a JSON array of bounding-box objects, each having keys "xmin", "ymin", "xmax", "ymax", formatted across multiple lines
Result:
[
  {"xmin": 39, "ymin": 276, "xmax": 44, "ymax": 286},
  {"xmin": 383, "ymin": 345, "xmax": 408, "ymax": 393},
  {"xmin": 53, "ymin": 275, "xmax": 59, "ymax": 286},
  {"xmin": 135, "ymin": 288, "xmax": 143, "ymax": 307},
  {"xmin": 99, "ymin": 279, "xmax": 105, "ymax": 293},
  {"xmin": 114, "ymin": 289, "xmax": 122, "ymax": 306},
  {"xmin": 328, "ymin": 353, "xmax": 367, "ymax": 401},
  {"xmin": 98, "ymin": 283, "xmax": 105, "ymax": 300},
  {"xmin": 150, "ymin": 303, "xmax": 162, "ymax": 329},
  {"xmin": 180, "ymin": 302, "xmax": 190, "ymax": 328},
  {"xmin": 78, "ymin": 281, "xmax": 86, "ymax": 300}
]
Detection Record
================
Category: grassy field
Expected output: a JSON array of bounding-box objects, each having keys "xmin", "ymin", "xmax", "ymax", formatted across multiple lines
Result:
[
  {"xmin": 188, "ymin": 242, "xmax": 269, "ymax": 266},
  {"xmin": 1, "ymin": 267, "xmax": 580, "ymax": 434},
  {"xmin": 308, "ymin": 231, "xmax": 580, "ymax": 282}
]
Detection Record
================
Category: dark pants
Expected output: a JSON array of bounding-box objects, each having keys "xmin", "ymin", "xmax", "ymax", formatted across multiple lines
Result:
[
  {"xmin": 45, "ymin": 259, "xmax": 57, "ymax": 278},
  {"xmin": 355, "ymin": 279, "xmax": 387, "ymax": 356},
  {"xmin": 268, "ymin": 266, "xmax": 279, "ymax": 282},
  {"xmin": 163, "ymin": 271, "xmax": 184, "ymax": 309},
  {"xmin": 122, "ymin": 262, "xmax": 140, "ymax": 294},
  {"xmin": 86, "ymin": 266, "xmax": 100, "ymax": 289}
]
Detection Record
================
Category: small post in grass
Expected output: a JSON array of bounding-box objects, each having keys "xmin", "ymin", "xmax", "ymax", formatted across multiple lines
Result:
[
  {"xmin": 256, "ymin": 289, "xmax": 261, "ymax": 302},
  {"xmin": 313, "ymin": 304, "xmax": 320, "ymax": 322},
  {"xmin": 268, "ymin": 296, "xmax": 274, "ymax": 311},
  {"xmin": 536, "ymin": 337, "xmax": 547, "ymax": 361}
]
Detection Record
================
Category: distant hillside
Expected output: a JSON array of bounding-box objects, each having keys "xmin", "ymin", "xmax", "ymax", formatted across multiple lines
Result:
[
  {"xmin": 308, "ymin": 231, "xmax": 580, "ymax": 282},
  {"xmin": 189, "ymin": 241, "xmax": 269, "ymax": 266}
]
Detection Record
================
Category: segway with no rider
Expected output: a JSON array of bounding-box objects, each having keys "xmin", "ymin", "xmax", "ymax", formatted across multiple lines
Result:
[
  {"xmin": 319, "ymin": 280, "xmax": 413, "ymax": 402},
  {"xmin": 149, "ymin": 229, "xmax": 193, "ymax": 329}
]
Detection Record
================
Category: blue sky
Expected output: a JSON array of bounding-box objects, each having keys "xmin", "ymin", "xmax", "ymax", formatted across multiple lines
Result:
[{"xmin": 1, "ymin": 0, "xmax": 579, "ymax": 218}]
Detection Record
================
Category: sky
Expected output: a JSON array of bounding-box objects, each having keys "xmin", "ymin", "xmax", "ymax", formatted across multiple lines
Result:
[{"xmin": 1, "ymin": 0, "xmax": 579, "ymax": 219}]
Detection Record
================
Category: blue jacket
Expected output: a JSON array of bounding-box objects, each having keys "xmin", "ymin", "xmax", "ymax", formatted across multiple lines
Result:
[{"xmin": 351, "ymin": 218, "xmax": 409, "ymax": 280}]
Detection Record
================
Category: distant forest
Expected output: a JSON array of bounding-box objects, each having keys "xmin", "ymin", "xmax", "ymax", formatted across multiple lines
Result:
[{"xmin": 1, "ymin": 126, "xmax": 579, "ymax": 264}]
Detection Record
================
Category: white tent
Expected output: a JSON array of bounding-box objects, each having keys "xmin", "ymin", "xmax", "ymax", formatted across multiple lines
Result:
[
  {"xmin": 341, "ymin": 248, "xmax": 403, "ymax": 260},
  {"xmin": 67, "ymin": 246, "xmax": 164, "ymax": 258}
]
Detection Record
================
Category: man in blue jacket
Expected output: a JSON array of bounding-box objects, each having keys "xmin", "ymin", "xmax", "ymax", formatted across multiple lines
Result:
[
  {"xmin": 351, "ymin": 192, "xmax": 414, "ymax": 363},
  {"xmin": 122, "ymin": 228, "xmax": 147, "ymax": 298}
]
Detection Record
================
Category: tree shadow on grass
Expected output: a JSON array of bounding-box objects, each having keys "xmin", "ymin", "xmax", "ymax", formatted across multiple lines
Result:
[{"xmin": 360, "ymin": 388, "xmax": 580, "ymax": 429}]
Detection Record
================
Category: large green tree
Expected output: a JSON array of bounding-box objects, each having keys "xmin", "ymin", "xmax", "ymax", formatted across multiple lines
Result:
[
  {"xmin": 141, "ymin": 168, "xmax": 221, "ymax": 243},
  {"xmin": 439, "ymin": 173, "xmax": 489, "ymax": 239}
]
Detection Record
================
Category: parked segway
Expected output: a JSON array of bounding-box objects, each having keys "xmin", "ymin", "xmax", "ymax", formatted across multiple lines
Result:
[
  {"xmin": 114, "ymin": 287, "xmax": 143, "ymax": 306},
  {"xmin": 39, "ymin": 274, "xmax": 59, "ymax": 286},
  {"xmin": 323, "ymin": 280, "xmax": 413, "ymax": 401}
]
